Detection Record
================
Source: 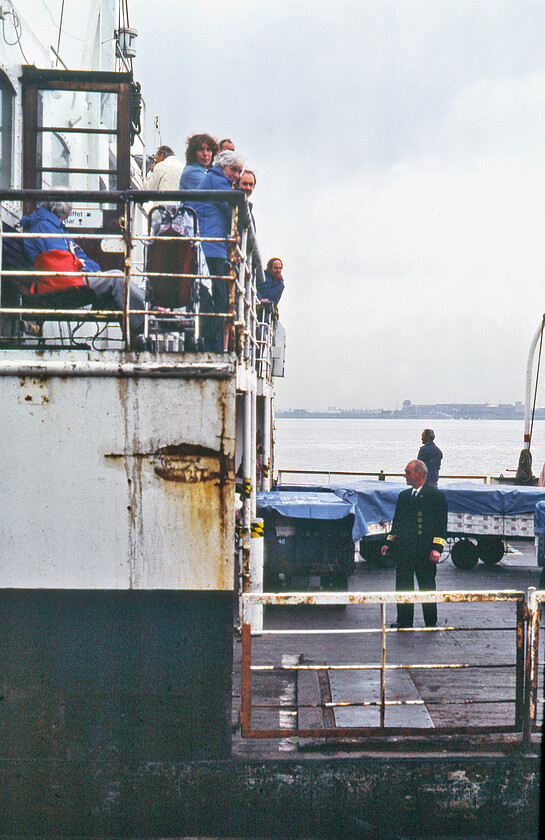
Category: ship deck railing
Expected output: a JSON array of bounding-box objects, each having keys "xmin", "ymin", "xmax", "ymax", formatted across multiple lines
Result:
[
  {"xmin": 239, "ymin": 588, "xmax": 544, "ymax": 749},
  {"xmin": 277, "ymin": 468, "xmax": 490, "ymax": 484},
  {"xmin": 0, "ymin": 188, "xmax": 275, "ymax": 377}
]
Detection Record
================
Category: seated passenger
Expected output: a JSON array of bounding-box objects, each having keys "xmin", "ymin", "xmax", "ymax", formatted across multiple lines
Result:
[
  {"xmin": 190, "ymin": 150, "xmax": 244, "ymax": 351},
  {"xmin": 257, "ymin": 257, "xmax": 284, "ymax": 306},
  {"xmin": 179, "ymin": 133, "xmax": 219, "ymax": 189},
  {"xmin": 21, "ymin": 201, "xmax": 145, "ymax": 334}
]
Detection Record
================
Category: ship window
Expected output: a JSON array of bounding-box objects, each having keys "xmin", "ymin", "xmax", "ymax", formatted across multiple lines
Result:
[
  {"xmin": 51, "ymin": 133, "xmax": 70, "ymax": 188},
  {"xmin": 0, "ymin": 73, "xmax": 14, "ymax": 189},
  {"xmin": 39, "ymin": 89, "xmax": 117, "ymax": 131},
  {"xmin": 36, "ymin": 89, "xmax": 118, "ymax": 191}
]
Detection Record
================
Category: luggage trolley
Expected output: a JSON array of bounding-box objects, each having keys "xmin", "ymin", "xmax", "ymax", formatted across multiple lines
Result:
[{"xmin": 143, "ymin": 205, "xmax": 212, "ymax": 352}]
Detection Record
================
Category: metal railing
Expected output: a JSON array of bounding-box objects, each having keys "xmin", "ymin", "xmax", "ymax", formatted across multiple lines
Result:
[
  {"xmin": 276, "ymin": 469, "xmax": 489, "ymax": 485},
  {"xmin": 525, "ymin": 586, "xmax": 545, "ymax": 747},
  {"xmin": 239, "ymin": 589, "xmax": 543, "ymax": 745},
  {"xmin": 0, "ymin": 188, "xmax": 277, "ymax": 374}
]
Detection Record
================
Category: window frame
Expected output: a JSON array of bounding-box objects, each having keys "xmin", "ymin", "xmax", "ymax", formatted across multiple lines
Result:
[
  {"xmin": 22, "ymin": 67, "xmax": 132, "ymax": 199},
  {"xmin": 0, "ymin": 70, "xmax": 15, "ymax": 190}
]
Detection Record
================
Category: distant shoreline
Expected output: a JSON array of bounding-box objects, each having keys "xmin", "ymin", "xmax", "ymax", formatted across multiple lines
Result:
[{"xmin": 276, "ymin": 407, "xmax": 545, "ymax": 421}]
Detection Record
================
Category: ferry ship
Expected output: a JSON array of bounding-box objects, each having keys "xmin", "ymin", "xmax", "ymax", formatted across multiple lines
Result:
[
  {"xmin": 0, "ymin": 0, "xmax": 286, "ymax": 829},
  {"xmin": 0, "ymin": 3, "xmax": 541, "ymax": 837}
]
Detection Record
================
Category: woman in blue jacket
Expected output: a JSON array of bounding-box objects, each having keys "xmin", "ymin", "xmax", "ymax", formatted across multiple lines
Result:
[
  {"xmin": 191, "ymin": 149, "xmax": 244, "ymax": 351},
  {"xmin": 179, "ymin": 133, "xmax": 218, "ymax": 189}
]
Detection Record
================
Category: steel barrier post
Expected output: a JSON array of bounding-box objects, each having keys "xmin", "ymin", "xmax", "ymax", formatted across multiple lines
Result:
[
  {"xmin": 239, "ymin": 621, "xmax": 252, "ymax": 736},
  {"xmin": 523, "ymin": 587, "xmax": 539, "ymax": 749},
  {"xmin": 380, "ymin": 602, "xmax": 386, "ymax": 727},
  {"xmin": 120, "ymin": 197, "xmax": 131, "ymax": 347},
  {"xmin": 515, "ymin": 595, "xmax": 525, "ymax": 729}
]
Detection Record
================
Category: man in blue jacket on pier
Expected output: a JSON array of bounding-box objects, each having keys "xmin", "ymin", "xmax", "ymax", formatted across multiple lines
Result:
[{"xmin": 418, "ymin": 428, "xmax": 443, "ymax": 487}]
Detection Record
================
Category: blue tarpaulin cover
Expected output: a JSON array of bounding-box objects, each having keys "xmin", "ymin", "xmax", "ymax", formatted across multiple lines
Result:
[
  {"xmin": 332, "ymin": 480, "xmax": 545, "ymax": 539},
  {"xmin": 255, "ymin": 490, "xmax": 366, "ymax": 540},
  {"xmin": 257, "ymin": 481, "xmax": 545, "ymax": 542},
  {"xmin": 440, "ymin": 481, "xmax": 545, "ymax": 514},
  {"xmin": 534, "ymin": 500, "xmax": 545, "ymax": 534}
]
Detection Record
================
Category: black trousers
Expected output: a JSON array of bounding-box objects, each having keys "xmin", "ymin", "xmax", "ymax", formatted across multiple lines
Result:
[
  {"xmin": 395, "ymin": 558, "xmax": 437, "ymax": 627},
  {"xmin": 202, "ymin": 257, "xmax": 229, "ymax": 352}
]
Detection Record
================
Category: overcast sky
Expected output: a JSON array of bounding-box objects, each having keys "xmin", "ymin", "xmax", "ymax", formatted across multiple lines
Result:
[{"xmin": 13, "ymin": 0, "xmax": 545, "ymax": 409}]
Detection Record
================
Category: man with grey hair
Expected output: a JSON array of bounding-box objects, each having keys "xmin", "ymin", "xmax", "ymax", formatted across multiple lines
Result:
[
  {"xmin": 381, "ymin": 459, "xmax": 448, "ymax": 628},
  {"xmin": 21, "ymin": 201, "xmax": 145, "ymax": 334},
  {"xmin": 145, "ymin": 145, "xmax": 184, "ymax": 191}
]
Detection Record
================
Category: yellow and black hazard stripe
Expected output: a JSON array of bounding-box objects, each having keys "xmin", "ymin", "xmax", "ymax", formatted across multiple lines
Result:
[
  {"xmin": 251, "ymin": 519, "xmax": 264, "ymax": 538},
  {"xmin": 241, "ymin": 478, "xmax": 252, "ymax": 498},
  {"xmin": 262, "ymin": 461, "xmax": 270, "ymax": 477}
]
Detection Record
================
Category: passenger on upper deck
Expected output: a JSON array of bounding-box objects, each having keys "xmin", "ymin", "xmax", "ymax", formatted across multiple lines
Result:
[
  {"xmin": 236, "ymin": 170, "xmax": 256, "ymax": 230},
  {"xmin": 190, "ymin": 150, "xmax": 244, "ymax": 351},
  {"xmin": 257, "ymin": 257, "xmax": 284, "ymax": 306},
  {"xmin": 21, "ymin": 201, "xmax": 145, "ymax": 334},
  {"xmin": 145, "ymin": 145, "xmax": 184, "ymax": 191},
  {"xmin": 237, "ymin": 169, "xmax": 255, "ymax": 199},
  {"xmin": 191, "ymin": 150, "xmax": 244, "ymax": 273},
  {"xmin": 179, "ymin": 133, "xmax": 219, "ymax": 189},
  {"xmin": 218, "ymin": 138, "xmax": 235, "ymax": 152}
]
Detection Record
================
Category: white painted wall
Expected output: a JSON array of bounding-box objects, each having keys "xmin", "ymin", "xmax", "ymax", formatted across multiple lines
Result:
[{"xmin": 0, "ymin": 350, "xmax": 236, "ymax": 590}]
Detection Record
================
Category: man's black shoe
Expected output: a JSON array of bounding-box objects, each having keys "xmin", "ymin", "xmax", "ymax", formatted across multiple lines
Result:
[{"xmin": 390, "ymin": 621, "xmax": 411, "ymax": 629}]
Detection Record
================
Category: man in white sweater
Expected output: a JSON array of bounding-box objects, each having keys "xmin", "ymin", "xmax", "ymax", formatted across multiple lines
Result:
[{"xmin": 145, "ymin": 145, "xmax": 184, "ymax": 191}]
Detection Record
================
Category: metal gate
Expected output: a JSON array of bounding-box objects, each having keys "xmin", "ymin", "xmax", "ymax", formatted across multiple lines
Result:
[{"xmin": 239, "ymin": 589, "xmax": 543, "ymax": 742}]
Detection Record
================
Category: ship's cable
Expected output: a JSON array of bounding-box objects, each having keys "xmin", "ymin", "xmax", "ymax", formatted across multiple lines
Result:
[
  {"xmin": 54, "ymin": 0, "xmax": 65, "ymax": 67},
  {"xmin": 529, "ymin": 313, "xmax": 545, "ymax": 449},
  {"xmin": 1, "ymin": 4, "xmax": 29, "ymax": 63}
]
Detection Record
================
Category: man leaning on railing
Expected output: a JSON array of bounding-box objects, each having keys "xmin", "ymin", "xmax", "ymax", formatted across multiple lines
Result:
[{"xmin": 257, "ymin": 257, "xmax": 284, "ymax": 308}]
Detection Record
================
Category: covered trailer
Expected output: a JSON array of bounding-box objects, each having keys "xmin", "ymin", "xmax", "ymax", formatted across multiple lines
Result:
[
  {"xmin": 272, "ymin": 480, "xmax": 545, "ymax": 570},
  {"xmin": 256, "ymin": 490, "xmax": 363, "ymax": 591},
  {"xmin": 533, "ymin": 499, "xmax": 545, "ymax": 568},
  {"xmin": 333, "ymin": 479, "xmax": 545, "ymax": 569}
]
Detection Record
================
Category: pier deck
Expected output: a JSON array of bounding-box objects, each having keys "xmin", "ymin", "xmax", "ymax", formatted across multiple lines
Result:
[
  {"xmin": 233, "ymin": 541, "xmax": 543, "ymax": 753},
  {"xmin": 225, "ymin": 542, "xmax": 542, "ymax": 838}
]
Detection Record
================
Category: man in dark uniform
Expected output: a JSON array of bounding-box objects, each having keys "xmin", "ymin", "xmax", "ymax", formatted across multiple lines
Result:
[
  {"xmin": 381, "ymin": 460, "xmax": 448, "ymax": 628},
  {"xmin": 417, "ymin": 428, "xmax": 443, "ymax": 487}
]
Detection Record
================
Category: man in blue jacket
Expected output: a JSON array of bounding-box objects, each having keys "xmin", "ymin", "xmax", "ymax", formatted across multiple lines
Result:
[
  {"xmin": 418, "ymin": 429, "xmax": 443, "ymax": 487},
  {"xmin": 257, "ymin": 257, "xmax": 284, "ymax": 306}
]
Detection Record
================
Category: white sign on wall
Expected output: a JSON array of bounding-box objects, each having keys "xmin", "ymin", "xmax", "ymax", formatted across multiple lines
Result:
[{"xmin": 65, "ymin": 206, "xmax": 104, "ymax": 228}]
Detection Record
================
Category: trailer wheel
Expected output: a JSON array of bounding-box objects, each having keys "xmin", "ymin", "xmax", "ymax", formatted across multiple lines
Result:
[
  {"xmin": 477, "ymin": 536, "xmax": 504, "ymax": 565},
  {"xmin": 450, "ymin": 539, "xmax": 479, "ymax": 569}
]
